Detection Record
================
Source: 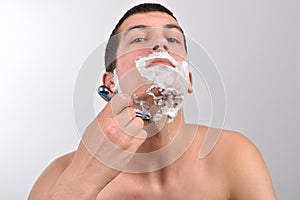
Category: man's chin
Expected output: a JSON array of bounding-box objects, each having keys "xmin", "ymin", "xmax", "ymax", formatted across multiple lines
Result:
[
  {"xmin": 132, "ymin": 92, "xmax": 154, "ymax": 107},
  {"xmin": 132, "ymin": 90, "xmax": 151, "ymax": 100},
  {"xmin": 132, "ymin": 86, "xmax": 163, "ymax": 99}
]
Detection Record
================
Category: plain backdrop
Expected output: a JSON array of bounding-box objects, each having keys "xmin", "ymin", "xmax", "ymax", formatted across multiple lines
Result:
[{"xmin": 0, "ymin": 0, "xmax": 299, "ymax": 199}]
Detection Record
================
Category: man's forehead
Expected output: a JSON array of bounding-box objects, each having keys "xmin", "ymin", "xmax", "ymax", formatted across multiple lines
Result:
[{"xmin": 118, "ymin": 12, "xmax": 181, "ymax": 33}]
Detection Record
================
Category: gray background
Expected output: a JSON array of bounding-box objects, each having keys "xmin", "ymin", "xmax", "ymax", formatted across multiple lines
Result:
[{"xmin": 0, "ymin": 0, "xmax": 299, "ymax": 199}]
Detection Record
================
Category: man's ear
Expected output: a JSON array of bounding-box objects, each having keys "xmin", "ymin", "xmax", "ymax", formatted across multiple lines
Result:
[
  {"xmin": 188, "ymin": 72, "xmax": 193, "ymax": 93},
  {"xmin": 102, "ymin": 72, "xmax": 115, "ymax": 91}
]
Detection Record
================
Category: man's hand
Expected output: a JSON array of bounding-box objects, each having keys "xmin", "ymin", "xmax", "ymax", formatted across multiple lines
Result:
[{"xmin": 48, "ymin": 93, "xmax": 147, "ymax": 200}]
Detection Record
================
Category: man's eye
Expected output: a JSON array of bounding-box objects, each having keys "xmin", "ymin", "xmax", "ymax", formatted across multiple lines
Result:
[
  {"xmin": 167, "ymin": 38, "xmax": 180, "ymax": 43},
  {"xmin": 131, "ymin": 37, "xmax": 146, "ymax": 43}
]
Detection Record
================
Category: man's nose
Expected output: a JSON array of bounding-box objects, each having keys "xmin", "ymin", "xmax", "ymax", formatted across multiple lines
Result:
[{"xmin": 152, "ymin": 44, "xmax": 169, "ymax": 52}]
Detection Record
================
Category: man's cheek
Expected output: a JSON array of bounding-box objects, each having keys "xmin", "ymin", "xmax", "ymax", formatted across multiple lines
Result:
[
  {"xmin": 121, "ymin": 67, "xmax": 151, "ymax": 92},
  {"xmin": 117, "ymin": 53, "xmax": 148, "ymax": 74}
]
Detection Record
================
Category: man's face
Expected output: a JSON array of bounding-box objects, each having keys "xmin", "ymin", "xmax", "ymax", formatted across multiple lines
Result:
[
  {"xmin": 115, "ymin": 12, "xmax": 188, "ymax": 83},
  {"xmin": 105, "ymin": 11, "xmax": 191, "ymax": 123}
]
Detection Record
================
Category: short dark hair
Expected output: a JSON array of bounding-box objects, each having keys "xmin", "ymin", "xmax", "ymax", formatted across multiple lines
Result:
[{"xmin": 104, "ymin": 3, "xmax": 186, "ymax": 72}]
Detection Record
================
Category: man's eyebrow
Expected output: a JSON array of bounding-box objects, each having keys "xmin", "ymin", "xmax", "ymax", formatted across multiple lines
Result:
[
  {"xmin": 123, "ymin": 25, "xmax": 148, "ymax": 37},
  {"xmin": 163, "ymin": 24, "xmax": 184, "ymax": 34}
]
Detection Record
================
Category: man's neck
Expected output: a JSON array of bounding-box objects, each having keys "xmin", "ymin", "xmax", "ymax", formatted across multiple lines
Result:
[
  {"xmin": 137, "ymin": 110, "xmax": 186, "ymax": 152},
  {"xmin": 125, "ymin": 109, "xmax": 197, "ymax": 174}
]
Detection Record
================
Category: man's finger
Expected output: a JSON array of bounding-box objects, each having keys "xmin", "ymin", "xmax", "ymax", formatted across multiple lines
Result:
[
  {"xmin": 111, "ymin": 93, "xmax": 132, "ymax": 116},
  {"xmin": 101, "ymin": 93, "xmax": 133, "ymax": 117},
  {"xmin": 114, "ymin": 107, "xmax": 136, "ymax": 128},
  {"xmin": 122, "ymin": 117, "xmax": 145, "ymax": 137}
]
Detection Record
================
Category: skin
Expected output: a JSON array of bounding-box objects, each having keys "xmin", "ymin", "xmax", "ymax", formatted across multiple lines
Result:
[{"xmin": 28, "ymin": 12, "xmax": 277, "ymax": 200}]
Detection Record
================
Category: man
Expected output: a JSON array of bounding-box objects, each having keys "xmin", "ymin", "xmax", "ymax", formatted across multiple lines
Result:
[{"xmin": 28, "ymin": 3, "xmax": 277, "ymax": 199}]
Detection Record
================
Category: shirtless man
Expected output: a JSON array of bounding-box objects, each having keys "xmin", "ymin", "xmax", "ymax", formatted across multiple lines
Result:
[{"xmin": 28, "ymin": 3, "xmax": 277, "ymax": 200}]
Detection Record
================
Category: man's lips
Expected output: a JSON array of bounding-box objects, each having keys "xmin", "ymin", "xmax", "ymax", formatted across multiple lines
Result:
[{"xmin": 146, "ymin": 58, "xmax": 175, "ymax": 68}]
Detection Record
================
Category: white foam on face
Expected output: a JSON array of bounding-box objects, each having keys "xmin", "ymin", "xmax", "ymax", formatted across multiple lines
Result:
[{"xmin": 134, "ymin": 52, "xmax": 190, "ymax": 123}]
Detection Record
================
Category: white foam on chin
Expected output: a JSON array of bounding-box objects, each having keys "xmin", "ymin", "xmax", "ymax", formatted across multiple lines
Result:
[{"xmin": 134, "ymin": 52, "xmax": 190, "ymax": 123}]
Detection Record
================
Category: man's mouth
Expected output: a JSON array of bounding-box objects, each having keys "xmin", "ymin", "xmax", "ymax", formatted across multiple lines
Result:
[{"xmin": 146, "ymin": 58, "xmax": 175, "ymax": 68}]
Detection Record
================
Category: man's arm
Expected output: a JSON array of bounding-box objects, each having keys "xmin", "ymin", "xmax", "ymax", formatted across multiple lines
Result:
[
  {"xmin": 28, "ymin": 94, "xmax": 147, "ymax": 200},
  {"xmin": 228, "ymin": 133, "xmax": 277, "ymax": 200},
  {"xmin": 28, "ymin": 153, "xmax": 74, "ymax": 200},
  {"xmin": 28, "ymin": 142, "xmax": 123, "ymax": 200}
]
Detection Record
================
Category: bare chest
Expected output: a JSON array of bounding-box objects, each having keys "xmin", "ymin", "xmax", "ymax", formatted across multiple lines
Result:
[
  {"xmin": 96, "ymin": 170, "xmax": 230, "ymax": 200},
  {"xmin": 96, "ymin": 126, "xmax": 230, "ymax": 199}
]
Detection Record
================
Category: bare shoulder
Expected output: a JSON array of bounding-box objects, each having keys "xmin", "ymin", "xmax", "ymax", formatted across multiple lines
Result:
[
  {"xmin": 209, "ymin": 128, "xmax": 269, "ymax": 173},
  {"xmin": 200, "ymin": 127, "xmax": 277, "ymax": 199},
  {"xmin": 28, "ymin": 151, "xmax": 75, "ymax": 200},
  {"xmin": 194, "ymin": 126, "xmax": 265, "ymax": 163},
  {"xmin": 212, "ymin": 128, "xmax": 258, "ymax": 159}
]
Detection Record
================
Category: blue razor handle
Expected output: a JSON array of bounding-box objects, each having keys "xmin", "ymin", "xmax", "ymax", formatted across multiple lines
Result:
[
  {"xmin": 97, "ymin": 85, "xmax": 152, "ymax": 121},
  {"xmin": 98, "ymin": 85, "xmax": 113, "ymax": 101}
]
